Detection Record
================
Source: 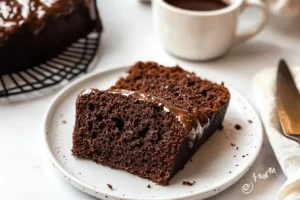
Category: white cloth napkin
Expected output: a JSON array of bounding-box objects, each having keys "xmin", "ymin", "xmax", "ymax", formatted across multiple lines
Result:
[{"xmin": 254, "ymin": 67, "xmax": 300, "ymax": 200}]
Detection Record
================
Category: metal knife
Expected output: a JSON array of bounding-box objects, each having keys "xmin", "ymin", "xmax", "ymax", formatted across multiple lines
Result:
[{"xmin": 276, "ymin": 59, "xmax": 300, "ymax": 143}]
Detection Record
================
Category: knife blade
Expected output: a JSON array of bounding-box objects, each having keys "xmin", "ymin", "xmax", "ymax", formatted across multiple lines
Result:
[{"xmin": 276, "ymin": 59, "xmax": 300, "ymax": 137}]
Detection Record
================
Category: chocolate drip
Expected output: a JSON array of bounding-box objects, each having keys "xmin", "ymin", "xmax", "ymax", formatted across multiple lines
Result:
[
  {"xmin": 0, "ymin": 0, "xmax": 93, "ymax": 41},
  {"xmin": 81, "ymin": 89, "xmax": 209, "ymax": 148}
]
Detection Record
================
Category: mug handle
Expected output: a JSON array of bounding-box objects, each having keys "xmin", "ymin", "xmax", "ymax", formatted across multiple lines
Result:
[{"xmin": 234, "ymin": 0, "xmax": 269, "ymax": 45}]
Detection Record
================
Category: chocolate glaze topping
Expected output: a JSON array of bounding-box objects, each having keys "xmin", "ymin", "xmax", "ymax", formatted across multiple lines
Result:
[
  {"xmin": 81, "ymin": 89, "xmax": 210, "ymax": 148},
  {"xmin": 0, "ymin": 0, "xmax": 93, "ymax": 41}
]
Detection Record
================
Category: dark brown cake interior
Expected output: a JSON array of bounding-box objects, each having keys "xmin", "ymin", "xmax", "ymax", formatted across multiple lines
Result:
[
  {"xmin": 111, "ymin": 62, "xmax": 230, "ymax": 118},
  {"xmin": 72, "ymin": 89, "xmax": 191, "ymax": 185}
]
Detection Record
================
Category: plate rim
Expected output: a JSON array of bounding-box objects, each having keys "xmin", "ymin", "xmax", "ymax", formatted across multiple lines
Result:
[{"xmin": 43, "ymin": 65, "xmax": 264, "ymax": 200}]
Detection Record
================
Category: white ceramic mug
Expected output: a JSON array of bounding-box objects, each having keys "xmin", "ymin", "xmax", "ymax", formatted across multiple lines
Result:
[{"xmin": 153, "ymin": 0, "xmax": 269, "ymax": 60}]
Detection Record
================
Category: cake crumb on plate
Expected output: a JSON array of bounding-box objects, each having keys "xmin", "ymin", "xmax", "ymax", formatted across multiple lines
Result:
[
  {"xmin": 183, "ymin": 181, "xmax": 196, "ymax": 186},
  {"xmin": 107, "ymin": 184, "xmax": 113, "ymax": 190},
  {"xmin": 234, "ymin": 124, "xmax": 242, "ymax": 130}
]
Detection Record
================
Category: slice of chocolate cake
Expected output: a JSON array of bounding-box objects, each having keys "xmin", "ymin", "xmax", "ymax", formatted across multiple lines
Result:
[
  {"xmin": 73, "ymin": 89, "xmax": 207, "ymax": 185},
  {"xmin": 0, "ymin": 0, "xmax": 102, "ymax": 75},
  {"xmin": 111, "ymin": 61, "xmax": 230, "ymax": 129},
  {"xmin": 72, "ymin": 62, "xmax": 230, "ymax": 185}
]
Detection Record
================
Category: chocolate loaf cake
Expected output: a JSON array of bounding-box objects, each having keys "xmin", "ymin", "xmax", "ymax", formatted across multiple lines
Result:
[
  {"xmin": 0, "ymin": 0, "xmax": 102, "ymax": 75},
  {"xmin": 111, "ymin": 62, "xmax": 230, "ymax": 120},
  {"xmin": 73, "ymin": 89, "xmax": 207, "ymax": 185},
  {"xmin": 72, "ymin": 62, "xmax": 230, "ymax": 185}
]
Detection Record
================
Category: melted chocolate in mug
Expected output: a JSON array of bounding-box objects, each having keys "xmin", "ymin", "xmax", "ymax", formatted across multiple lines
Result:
[{"xmin": 164, "ymin": 0, "xmax": 229, "ymax": 11}]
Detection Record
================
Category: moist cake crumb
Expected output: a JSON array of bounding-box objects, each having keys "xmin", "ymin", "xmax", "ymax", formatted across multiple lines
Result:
[
  {"xmin": 248, "ymin": 120, "xmax": 253, "ymax": 123},
  {"xmin": 147, "ymin": 184, "xmax": 151, "ymax": 188},
  {"xmin": 231, "ymin": 143, "xmax": 236, "ymax": 147},
  {"xmin": 62, "ymin": 120, "xmax": 67, "ymax": 124}
]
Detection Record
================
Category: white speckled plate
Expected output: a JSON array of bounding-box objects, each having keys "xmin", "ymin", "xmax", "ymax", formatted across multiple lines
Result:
[{"xmin": 43, "ymin": 66, "xmax": 263, "ymax": 200}]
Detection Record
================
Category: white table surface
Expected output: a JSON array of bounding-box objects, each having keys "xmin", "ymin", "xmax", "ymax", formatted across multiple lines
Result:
[{"xmin": 2, "ymin": 1, "xmax": 300, "ymax": 199}]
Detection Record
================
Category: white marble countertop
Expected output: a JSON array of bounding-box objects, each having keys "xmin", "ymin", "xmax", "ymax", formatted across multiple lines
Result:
[{"xmin": 1, "ymin": 0, "xmax": 300, "ymax": 199}]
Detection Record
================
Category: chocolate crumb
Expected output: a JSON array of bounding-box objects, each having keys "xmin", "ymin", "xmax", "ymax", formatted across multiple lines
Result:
[
  {"xmin": 242, "ymin": 155, "xmax": 245, "ymax": 158},
  {"xmin": 231, "ymin": 143, "xmax": 236, "ymax": 147},
  {"xmin": 248, "ymin": 120, "xmax": 253, "ymax": 124},
  {"xmin": 107, "ymin": 184, "xmax": 113, "ymax": 190},
  {"xmin": 234, "ymin": 155, "xmax": 236, "ymax": 157},
  {"xmin": 105, "ymin": 196, "xmax": 108, "ymax": 198},
  {"xmin": 234, "ymin": 124, "xmax": 242, "ymax": 130},
  {"xmin": 218, "ymin": 124, "xmax": 224, "ymax": 131},
  {"xmin": 190, "ymin": 159, "xmax": 193, "ymax": 162},
  {"xmin": 62, "ymin": 120, "xmax": 67, "ymax": 124},
  {"xmin": 236, "ymin": 147, "xmax": 239, "ymax": 150},
  {"xmin": 147, "ymin": 184, "xmax": 151, "ymax": 188},
  {"xmin": 182, "ymin": 181, "xmax": 196, "ymax": 186}
]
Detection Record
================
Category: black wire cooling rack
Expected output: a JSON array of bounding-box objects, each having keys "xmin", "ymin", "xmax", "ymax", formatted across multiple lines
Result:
[{"xmin": 0, "ymin": 32, "xmax": 100, "ymax": 98}]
